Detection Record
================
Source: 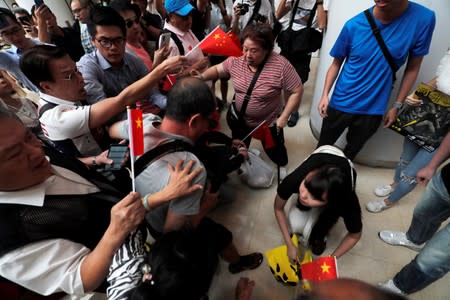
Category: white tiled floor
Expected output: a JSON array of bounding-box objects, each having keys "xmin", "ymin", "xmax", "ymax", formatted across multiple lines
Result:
[{"xmin": 207, "ymin": 57, "xmax": 450, "ymax": 300}]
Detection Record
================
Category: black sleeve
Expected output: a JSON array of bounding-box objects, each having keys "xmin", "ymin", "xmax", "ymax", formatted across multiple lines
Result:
[{"xmin": 340, "ymin": 192, "xmax": 362, "ymax": 233}]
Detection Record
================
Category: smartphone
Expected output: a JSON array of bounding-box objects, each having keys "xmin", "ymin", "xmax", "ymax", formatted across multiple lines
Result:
[
  {"xmin": 104, "ymin": 144, "xmax": 129, "ymax": 171},
  {"xmin": 18, "ymin": 16, "xmax": 32, "ymax": 26},
  {"xmin": 34, "ymin": 0, "xmax": 44, "ymax": 8},
  {"xmin": 0, "ymin": 13, "xmax": 10, "ymax": 30},
  {"xmin": 160, "ymin": 32, "xmax": 171, "ymax": 49}
]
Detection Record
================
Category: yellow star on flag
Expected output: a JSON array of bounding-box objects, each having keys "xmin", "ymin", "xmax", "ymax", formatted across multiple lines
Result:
[
  {"xmin": 135, "ymin": 117, "xmax": 142, "ymax": 128},
  {"xmin": 213, "ymin": 33, "xmax": 221, "ymax": 40},
  {"xmin": 320, "ymin": 262, "xmax": 330, "ymax": 273}
]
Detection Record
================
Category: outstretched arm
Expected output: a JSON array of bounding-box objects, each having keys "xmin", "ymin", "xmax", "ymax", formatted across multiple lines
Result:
[
  {"xmin": 274, "ymin": 195, "xmax": 299, "ymax": 264},
  {"xmin": 330, "ymin": 231, "xmax": 361, "ymax": 258}
]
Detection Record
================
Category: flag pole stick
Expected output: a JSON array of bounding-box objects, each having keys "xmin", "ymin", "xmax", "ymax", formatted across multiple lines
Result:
[
  {"xmin": 127, "ymin": 106, "xmax": 136, "ymax": 192},
  {"xmin": 241, "ymin": 120, "xmax": 267, "ymax": 143}
]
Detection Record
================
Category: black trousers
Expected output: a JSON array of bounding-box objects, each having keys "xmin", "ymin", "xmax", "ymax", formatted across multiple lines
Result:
[
  {"xmin": 317, "ymin": 107, "xmax": 383, "ymax": 160},
  {"xmin": 280, "ymin": 50, "xmax": 312, "ymax": 84}
]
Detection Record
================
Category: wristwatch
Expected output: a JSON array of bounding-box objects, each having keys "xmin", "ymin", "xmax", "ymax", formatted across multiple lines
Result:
[{"xmin": 392, "ymin": 101, "xmax": 404, "ymax": 110}]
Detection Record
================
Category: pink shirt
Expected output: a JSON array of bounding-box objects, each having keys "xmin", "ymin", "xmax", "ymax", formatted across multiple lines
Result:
[
  {"xmin": 222, "ymin": 52, "xmax": 301, "ymax": 127},
  {"xmin": 127, "ymin": 43, "xmax": 153, "ymax": 70}
]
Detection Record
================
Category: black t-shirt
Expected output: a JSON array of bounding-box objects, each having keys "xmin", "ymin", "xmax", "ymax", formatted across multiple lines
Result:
[{"xmin": 277, "ymin": 153, "xmax": 362, "ymax": 233}]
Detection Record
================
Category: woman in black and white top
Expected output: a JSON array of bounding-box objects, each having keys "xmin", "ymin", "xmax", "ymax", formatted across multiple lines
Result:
[{"xmin": 274, "ymin": 145, "xmax": 362, "ymax": 262}]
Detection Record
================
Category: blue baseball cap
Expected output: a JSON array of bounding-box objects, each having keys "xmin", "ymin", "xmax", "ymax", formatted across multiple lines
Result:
[{"xmin": 165, "ymin": 0, "xmax": 194, "ymax": 16}]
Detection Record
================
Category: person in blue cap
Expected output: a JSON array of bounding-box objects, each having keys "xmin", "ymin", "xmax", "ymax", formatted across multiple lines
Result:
[{"xmin": 159, "ymin": 0, "xmax": 209, "ymax": 77}]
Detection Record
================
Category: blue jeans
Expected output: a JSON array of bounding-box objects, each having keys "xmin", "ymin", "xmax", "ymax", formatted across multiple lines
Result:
[
  {"xmin": 389, "ymin": 139, "xmax": 434, "ymax": 203},
  {"xmin": 393, "ymin": 171, "xmax": 450, "ymax": 294}
]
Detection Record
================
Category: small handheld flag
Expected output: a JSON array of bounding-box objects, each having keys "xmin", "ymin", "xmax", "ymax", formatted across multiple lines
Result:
[{"xmin": 127, "ymin": 106, "xmax": 144, "ymax": 191}]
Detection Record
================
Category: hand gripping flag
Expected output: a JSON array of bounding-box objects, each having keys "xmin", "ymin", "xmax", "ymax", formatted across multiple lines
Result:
[
  {"xmin": 197, "ymin": 26, "xmax": 242, "ymax": 57},
  {"xmin": 300, "ymin": 256, "xmax": 338, "ymax": 282}
]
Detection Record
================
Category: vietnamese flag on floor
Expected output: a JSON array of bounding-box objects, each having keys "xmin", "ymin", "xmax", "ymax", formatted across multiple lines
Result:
[
  {"xmin": 300, "ymin": 256, "xmax": 338, "ymax": 282},
  {"xmin": 127, "ymin": 107, "xmax": 144, "ymax": 156},
  {"xmin": 198, "ymin": 26, "xmax": 242, "ymax": 57}
]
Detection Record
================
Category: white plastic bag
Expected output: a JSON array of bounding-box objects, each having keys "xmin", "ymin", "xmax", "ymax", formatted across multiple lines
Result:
[{"xmin": 239, "ymin": 149, "xmax": 274, "ymax": 188}]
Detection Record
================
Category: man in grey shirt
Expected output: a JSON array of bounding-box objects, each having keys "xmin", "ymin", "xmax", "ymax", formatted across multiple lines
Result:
[{"xmin": 77, "ymin": 6, "xmax": 165, "ymax": 121}]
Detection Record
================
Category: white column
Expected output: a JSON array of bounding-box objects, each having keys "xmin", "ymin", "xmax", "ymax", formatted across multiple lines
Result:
[{"xmin": 310, "ymin": 0, "xmax": 450, "ymax": 166}]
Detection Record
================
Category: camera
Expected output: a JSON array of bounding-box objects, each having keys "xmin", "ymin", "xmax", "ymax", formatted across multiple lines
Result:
[
  {"xmin": 236, "ymin": 3, "xmax": 249, "ymax": 15},
  {"xmin": 254, "ymin": 14, "xmax": 267, "ymax": 23}
]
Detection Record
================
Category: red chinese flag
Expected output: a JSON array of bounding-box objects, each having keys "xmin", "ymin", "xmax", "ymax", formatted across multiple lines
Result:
[
  {"xmin": 198, "ymin": 26, "xmax": 242, "ymax": 57},
  {"xmin": 251, "ymin": 123, "xmax": 275, "ymax": 149},
  {"xmin": 300, "ymin": 256, "xmax": 338, "ymax": 282},
  {"xmin": 127, "ymin": 108, "xmax": 144, "ymax": 156},
  {"xmin": 227, "ymin": 30, "xmax": 241, "ymax": 49}
]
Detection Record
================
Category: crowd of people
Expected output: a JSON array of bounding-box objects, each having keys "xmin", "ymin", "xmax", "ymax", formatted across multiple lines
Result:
[{"xmin": 0, "ymin": 0, "xmax": 448, "ymax": 299}]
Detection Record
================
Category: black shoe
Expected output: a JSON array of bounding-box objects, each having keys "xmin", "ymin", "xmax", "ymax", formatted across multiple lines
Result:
[
  {"xmin": 310, "ymin": 239, "xmax": 326, "ymax": 255},
  {"xmin": 228, "ymin": 252, "xmax": 263, "ymax": 274},
  {"xmin": 287, "ymin": 111, "xmax": 299, "ymax": 127}
]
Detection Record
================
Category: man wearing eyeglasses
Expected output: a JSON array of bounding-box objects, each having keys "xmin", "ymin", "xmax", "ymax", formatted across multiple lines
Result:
[
  {"xmin": 0, "ymin": 8, "xmax": 40, "ymax": 93},
  {"xmin": 19, "ymin": 44, "xmax": 184, "ymax": 169},
  {"xmin": 71, "ymin": 0, "xmax": 96, "ymax": 54},
  {"xmin": 77, "ymin": 6, "xmax": 167, "ymax": 117}
]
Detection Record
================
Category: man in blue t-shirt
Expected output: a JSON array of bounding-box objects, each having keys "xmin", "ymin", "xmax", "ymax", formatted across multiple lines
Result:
[{"xmin": 316, "ymin": 0, "xmax": 435, "ymax": 160}]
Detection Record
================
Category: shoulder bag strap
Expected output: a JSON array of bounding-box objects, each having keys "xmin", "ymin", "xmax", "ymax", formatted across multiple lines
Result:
[
  {"xmin": 236, "ymin": 57, "xmax": 268, "ymax": 120},
  {"xmin": 364, "ymin": 9, "xmax": 397, "ymax": 83},
  {"xmin": 306, "ymin": 2, "xmax": 318, "ymax": 28},
  {"xmin": 287, "ymin": 0, "xmax": 301, "ymax": 30},
  {"xmin": 134, "ymin": 139, "xmax": 193, "ymax": 177},
  {"xmin": 246, "ymin": 0, "xmax": 262, "ymax": 28},
  {"xmin": 159, "ymin": 29, "xmax": 185, "ymax": 55}
]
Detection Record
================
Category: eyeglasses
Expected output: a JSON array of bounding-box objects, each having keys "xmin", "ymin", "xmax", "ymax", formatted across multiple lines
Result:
[
  {"xmin": 62, "ymin": 67, "xmax": 82, "ymax": 81},
  {"xmin": 125, "ymin": 16, "xmax": 140, "ymax": 28},
  {"xmin": 0, "ymin": 26, "xmax": 22, "ymax": 38},
  {"xmin": 72, "ymin": 6, "xmax": 87, "ymax": 15},
  {"xmin": 95, "ymin": 37, "xmax": 125, "ymax": 49}
]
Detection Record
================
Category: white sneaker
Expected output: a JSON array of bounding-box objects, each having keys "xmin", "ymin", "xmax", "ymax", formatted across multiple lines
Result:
[
  {"xmin": 279, "ymin": 166, "xmax": 287, "ymax": 181},
  {"xmin": 366, "ymin": 199, "xmax": 392, "ymax": 213},
  {"xmin": 378, "ymin": 279, "xmax": 405, "ymax": 295},
  {"xmin": 378, "ymin": 231, "xmax": 424, "ymax": 251},
  {"xmin": 374, "ymin": 184, "xmax": 394, "ymax": 197}
]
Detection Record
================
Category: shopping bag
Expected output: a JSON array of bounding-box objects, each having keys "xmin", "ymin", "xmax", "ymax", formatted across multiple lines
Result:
[{"xmin": 238, "ymin": 149, "xmax": 274, "ymax": 188}]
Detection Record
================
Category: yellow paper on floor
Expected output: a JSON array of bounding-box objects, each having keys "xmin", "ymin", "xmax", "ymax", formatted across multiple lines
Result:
[{"xmin": 265, "ymin": 234, "xmax": 313, "ymax": 286}]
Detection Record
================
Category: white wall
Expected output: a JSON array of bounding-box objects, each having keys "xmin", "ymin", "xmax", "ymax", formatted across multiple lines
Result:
[{"xmin": 310, "ymin": 0, "xmax": 450, "ymax": 166}]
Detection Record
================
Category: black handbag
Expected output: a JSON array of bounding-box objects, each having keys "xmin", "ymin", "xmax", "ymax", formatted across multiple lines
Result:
[{"xmin": 277, "ymin": 1, "xmax": 323, "ymax": 54}]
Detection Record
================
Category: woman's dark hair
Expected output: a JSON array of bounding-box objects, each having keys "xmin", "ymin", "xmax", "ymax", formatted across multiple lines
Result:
[
  {"xmin": 19, "ymin": 45, "xmax": 68, "ymax": 91},
  {"xmin": 241, "ymin": 23, "xmax": 274, "ymax": 52},
  {"xmin": 165, "ymin": 77, "xmax": 216, "ymax": 123},
  {"xmin": 304, "ymin": 165, "xmax": 352, "ymax": 205},
  {"xmin": 109, "ymin": 0, "xmax": 141, "ymax": 19},
  {"xmin": 87, "ymin": 5, "xmax": 127, "ymax": 38},
  {"xmin": 128, "ymin": 229, "xmax": 218, "ymax": 300}
]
